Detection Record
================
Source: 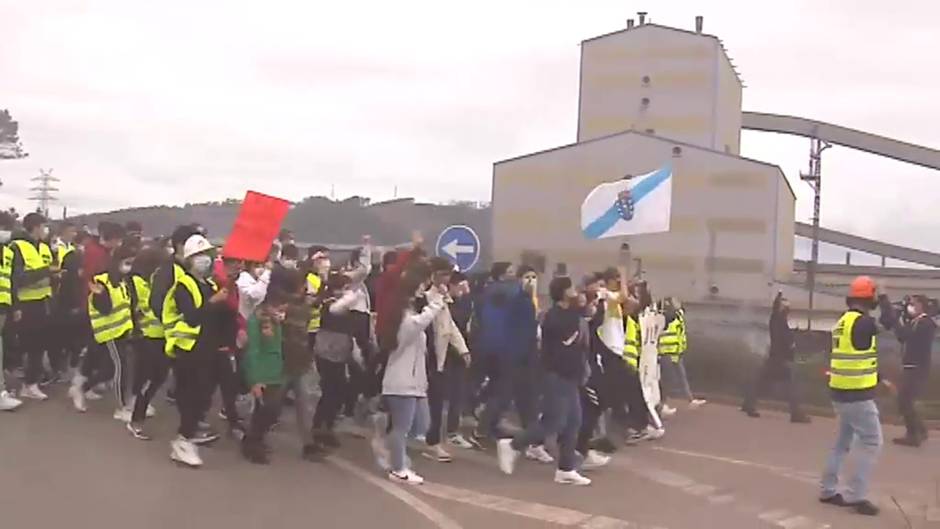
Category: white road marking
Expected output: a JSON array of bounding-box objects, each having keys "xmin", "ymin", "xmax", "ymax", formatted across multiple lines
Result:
[
  {"xmin": 650, "ymin": 447, "xmax": 817, "ymax": 484},
  {"xmin": 609, "ymin": 455, "xmax": 829, "ymax": 528},
  {"xmin": 418, "ymin": 481, "xmax": 658, "ymax": 528},
  {"xmin": 327, "ymin": 456, "xmax": 463, "ymax": 529}
]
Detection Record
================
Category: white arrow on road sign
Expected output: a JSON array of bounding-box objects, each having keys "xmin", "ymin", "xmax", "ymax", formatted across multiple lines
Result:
[{"xmin": 442, "ymin": 239, "xmax": 475, "ymax": 260}]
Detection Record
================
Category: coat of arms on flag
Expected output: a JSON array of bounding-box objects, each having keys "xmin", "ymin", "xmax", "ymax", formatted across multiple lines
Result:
[{"xmin": 580, "ymin": 164, "xmax": 673, "ymax": 240}]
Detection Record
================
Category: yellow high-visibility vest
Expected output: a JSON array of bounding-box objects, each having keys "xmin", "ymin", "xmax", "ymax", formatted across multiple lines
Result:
[
  {"xmin": 0, "ymin": 245, "xmax": 12, "ymax": 307},
  {"xmin": 57, "ymin": 243, "xmax": 74, "ymax": 267},
  {"xmin": 307, "ymin": 273, "xmax": 322, "ymax": 332},
  {"xmin": 164, "ymin": 273, "xmax": 216, "ymax": 357},
  {"xmin": 658, "ymin": 318, "xmax": 682, "ymax": 358},
  {"xmin": 829, "ymin": 311, "xmax": 878, "ymax": 391},
  {"xmin": 88, "ymin": 272, "xmax": 133, "ymax": 344},
  {"xmin": 623, "ymin": 316, "xmax": 640, "ymax": 370},
  {"xmin": 11, "ymin": 240, "xmax": 53, "ymax": 301},
  {"xmin": 131, "ymin": 275, "xmax": 164, "ymax": 339}
]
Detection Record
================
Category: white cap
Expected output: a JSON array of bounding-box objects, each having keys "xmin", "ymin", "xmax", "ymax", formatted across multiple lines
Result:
[{"xmin": 182, "ymin": 234, "xmax": 214, "ymax": 260}]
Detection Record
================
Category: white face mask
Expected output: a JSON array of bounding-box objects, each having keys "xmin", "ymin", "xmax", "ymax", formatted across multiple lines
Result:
[
  {"xmin": 0, "ymin": 230, "xmax": 10, "ymax": 244},
  {"xmin": 191, "ymin": 255, "xmax": 213, "ymax": 276},
  {"xmin": 40, "ymin": 226, "xmax": 50, "ymax": 239},
  {"xmin": 907, "ymin": 305, "xmax": 918, "ymax": 317},
  {"xmin": 119, "ymin": 263, "xmax": 132, "ymax": 275},
  {"xmin": 166, "ymin": 246, "xmax": 175, "ymax": 256},
  {"xmin": 281, "ymin": 259, "xmax": 298, "ymax": 270}
]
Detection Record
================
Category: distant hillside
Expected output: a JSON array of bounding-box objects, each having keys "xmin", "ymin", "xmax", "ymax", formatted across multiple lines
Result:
[{"xmin": 70, "ymin": 195, "xmax": 492, "ymax": 262}]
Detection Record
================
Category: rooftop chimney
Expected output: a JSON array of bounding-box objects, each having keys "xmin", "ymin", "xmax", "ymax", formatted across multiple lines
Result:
[
  {"xmin": 637, "ymin": 11, "xmax": 647, "ymax": 25},
  {"xmin": 695, "ymin": 15, "xmax": 703, "ymax": 34},
  {"xmin": 627, "ymin": 18, "xmax": 635, "ymax": 29}
]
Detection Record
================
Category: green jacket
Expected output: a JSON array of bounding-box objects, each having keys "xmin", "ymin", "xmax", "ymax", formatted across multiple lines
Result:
[{"xmin": 243, "ymin": 310, "xmax": 285, "ymax": 386}]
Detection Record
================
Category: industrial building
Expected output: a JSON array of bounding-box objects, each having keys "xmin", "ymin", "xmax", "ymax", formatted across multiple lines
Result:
[{"xmin": 491, "ymin": 15, "xmax": 940, "ymax": 322}]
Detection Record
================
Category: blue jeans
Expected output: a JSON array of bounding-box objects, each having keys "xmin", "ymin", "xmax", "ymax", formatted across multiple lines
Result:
[
  {"xmin": 821, "ymin": 400, "xmax": 883, "ymax": 503},
  {"xmin": 384, "ymin": 395, "xmax": 430, "ymax": 473},
  {"xmin": 659, "ymin": 356, "xmax": 693, "ymax": 401},
  {"xmin": 511, "ymin": 373, "xmax": 582, "ymax": 472}
]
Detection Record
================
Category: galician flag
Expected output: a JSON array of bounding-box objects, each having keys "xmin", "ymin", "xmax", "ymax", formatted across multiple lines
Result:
[{"xmin": 580, "ymin": 164, "xmax": 672, "ymax": 240}]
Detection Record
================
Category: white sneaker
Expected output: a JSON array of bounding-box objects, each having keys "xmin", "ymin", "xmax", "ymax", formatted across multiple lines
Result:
[
  {"xmin": 388, "ymin": 469, "xmax": 425, "ymax": 485},
  {"xmin": 423, "ymin": 444, "xmax": 453, "ymax": 463},
  {"xmin": 0, "ymin": 390, "xmax": 23, "ymax": 411},
  {"xmin": 84, "ymin": 390, "xmax": 103, "ymax": 401},
  {"xmin": 525, "ymin": 445, "xmax": 555, "ymax": 464},
  {"xmin": 689, "ymin": 399, "xmax": 707, "ymax": 409},
  {"xmin": 580, "ymin": 450, "xmax": 611, "ymax": 471},
  {"xmin": 19, "ymin": 384, "xmax": 48, "ymax": 401},
  {"xmin": 555, "ymin": 469, "xmax": 592, "ymax": 486},
  {"xmin": 661, "ymin": 404, "xmax": 677, "ymax": 418},
  {"xmin": 113, "ymin": 407, "xmax": 133, "ymax": 422},
  {"xmin": 447, "ymin": 433, "xmax": 476, "ymax": 450},
  {"xmin": 644, "ymin": 426, "xmax": 665, "ymax": 440},
  {"xmin": 170, "ymin": 436, "xmax": 203, "ymax": 467},
  {"xmin": 68, "ymin": 385, "xmax": 87, "ymax": 412},
  {"xmin": 146, "ymin": 404, "xmax": 157, "ymax": 418},
  {"xmin": 497, "ymin": 439, "xmax": 520, "ymax": 475}
]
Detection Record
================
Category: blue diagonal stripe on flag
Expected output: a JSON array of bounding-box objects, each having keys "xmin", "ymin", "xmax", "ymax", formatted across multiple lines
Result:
[{"xmin": 581, "ymin": 164, "xmax": 672, "ymax": 240}]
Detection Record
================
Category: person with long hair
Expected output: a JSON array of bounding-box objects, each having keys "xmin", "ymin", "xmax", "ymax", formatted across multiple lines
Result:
[{"xmin": 378, "ymin": 269, "xmax": 445, "ymax": 485}]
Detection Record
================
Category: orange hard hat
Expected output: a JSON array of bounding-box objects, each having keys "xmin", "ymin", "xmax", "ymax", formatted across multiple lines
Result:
[{"xmin": 848, "ymin": 276, "xmax": 876, "ymax": 299}]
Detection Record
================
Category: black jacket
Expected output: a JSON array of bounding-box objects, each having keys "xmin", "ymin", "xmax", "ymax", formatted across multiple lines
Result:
[{"xmin": 896, "ymin": 314, "xmax": 935, "ymax": 370}]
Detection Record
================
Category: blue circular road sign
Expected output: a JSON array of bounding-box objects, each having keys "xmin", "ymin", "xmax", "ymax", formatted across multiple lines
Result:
[{"xmin": 435, "ymin": 225, "xmax": 481, "ymax": 272}]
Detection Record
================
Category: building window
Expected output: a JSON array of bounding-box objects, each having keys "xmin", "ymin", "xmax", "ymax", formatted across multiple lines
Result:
[
  {"xmin": 641, "ymin": 75, "xmax": 651, "ymax": 86},
  {"xmin": 640, "ymin": 97, "xmax": 650, "ymax": 108},
  {"xmin": 645, "ymin": 128, "xmax": 655, "ymax": 135}
]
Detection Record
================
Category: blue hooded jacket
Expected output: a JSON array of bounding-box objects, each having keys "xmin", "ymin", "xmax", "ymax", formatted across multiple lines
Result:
[{"xmin": 478, "ymin": 279, "xmax": 537, "ymax": 361}]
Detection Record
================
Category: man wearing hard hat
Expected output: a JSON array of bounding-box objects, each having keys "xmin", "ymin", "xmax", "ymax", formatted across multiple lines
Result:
[
  {"xmin": 819, "ymin": 276, "xmax": 895, "ymax": 517},
  {"xmin": 162, "ymin": 234, "xmax": 229, "ymax": 468}
]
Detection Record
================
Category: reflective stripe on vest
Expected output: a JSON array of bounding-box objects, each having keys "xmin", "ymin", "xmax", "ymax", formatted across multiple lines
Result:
[
  {"xmin": 131, "ymin": 275, "xmax": 164, "ymax": 339},
  {"xmin": 159, "ymin": 262, "xmax": 187, "ymax": 330},
  {"xmin": 307, "ymin": 273, "xmax": 322, "ymax": 332},
  {"xmin": 88, "ymin": 273, "xmax": 133, "ymax": 344},
  {"xmin": 677, "ymin": 311, "xmax": 688, "ymax": 353},
  {"xmin": 623, "ymin": 316, "xmax": 640, "ymax": 370},
  {"xmin": 57, "ymin": 244, "xmax": 74, "ymax": 266},
  {"xmin": 0, "ymin": 245, "xmax": 12, "ymax": 306},
  {"xmin": 829, "ymin": 311, "xmax": 878, "ymax": 391},
  {"xmin": 11, "ymin": 240, "xmax": 53, "ymax": 301},
  {"xmin": 164, "ymin": 273, "xmax": 215, "ymax": 357},
  {"xmin": 658, "ymin": 319, "xmax": 682, "ymax": 356}
]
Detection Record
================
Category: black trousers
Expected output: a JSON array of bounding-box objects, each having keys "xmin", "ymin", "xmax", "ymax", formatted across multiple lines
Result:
[
  {"xmin": 742, "ymin": 357, "xmax": 804, "ymax": 417},
  {"xmin": 50, "ymin": 310, "xmax": 86, "ymax": 372},
  {"xmin": 602, "ymin": 353, "xmax": 648, "ymax": 431},
  {"xmin": 173, "ymin": 348, "xmax": 213, "ymax": 439},
  {"xmin": 207, "ymin": 350, "xmax": 241, "ymax": 427},
  {"xmin": 313, "ymin": 357, "xmax": 348, "ymax": 431},
  {"xmin": 81, "ymin": 340, "xmax": 130, "ymax": 407},
  {"xmin": 131, "ymin": 338, "xmax": 170, "ymax": 423},
  {"xmin": 18, "ymin": 301, "xmax": 50, "ymax": 385},
  {"xmin": 247, "ymin": 384, "xmax": 285, "ymax": 444},
  {"xmin": 898, "ymin": 367, "xmax": 929, "ymax": 440},
  {"xmin": 577, "ymin": 378, "xmax": 603, "ymax": 455},
  {"xmin": 427, "ymin": 356, "xmax": 468, "ymax": 446}
]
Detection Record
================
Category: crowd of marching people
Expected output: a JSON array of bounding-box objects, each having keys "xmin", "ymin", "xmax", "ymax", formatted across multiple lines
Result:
[{"xmin": 0, "ymin": 212, "xmax": 712, "ymax": 486}]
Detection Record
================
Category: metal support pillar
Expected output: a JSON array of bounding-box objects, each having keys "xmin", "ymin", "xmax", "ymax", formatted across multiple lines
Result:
[{"xmin": 800, "ymin": 136, "xmax": 831, "ymax": 330}]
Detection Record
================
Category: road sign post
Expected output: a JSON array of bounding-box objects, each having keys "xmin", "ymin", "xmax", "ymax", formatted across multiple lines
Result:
[{"xmin": 435, "ymin": 225, "xmax": 481, "ymax": 272}]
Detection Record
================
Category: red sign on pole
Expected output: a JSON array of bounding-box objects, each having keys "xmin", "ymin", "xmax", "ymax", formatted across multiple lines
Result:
[{"xmin": 222, "ymin": 191, "xmax": 291, "ymax": 262}]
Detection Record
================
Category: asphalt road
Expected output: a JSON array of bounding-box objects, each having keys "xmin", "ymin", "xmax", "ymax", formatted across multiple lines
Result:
[{"xmin": 2, "ymin": 387, "xmax": 937, "ymax": 529}]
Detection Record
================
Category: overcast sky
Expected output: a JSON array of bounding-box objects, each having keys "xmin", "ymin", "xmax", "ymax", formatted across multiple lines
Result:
[{"xmin": 2, "ymin": 0, "xmax": 939, "ymax": 252}]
